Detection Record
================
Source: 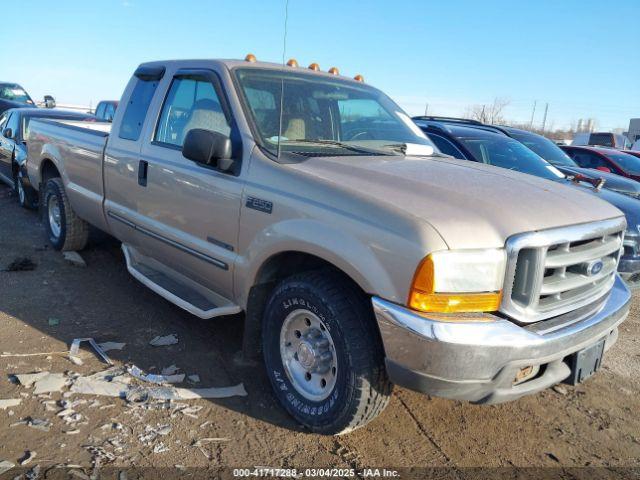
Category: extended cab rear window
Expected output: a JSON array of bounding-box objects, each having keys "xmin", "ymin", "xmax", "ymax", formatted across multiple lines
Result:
[{"xmin": 119, "ymin": 78, "xmax": 159, "ymax": 141}]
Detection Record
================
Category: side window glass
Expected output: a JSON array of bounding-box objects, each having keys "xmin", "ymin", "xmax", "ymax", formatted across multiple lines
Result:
[
  {"xmin": 429, "ymin": 133, "xmax": 464, "ymax": 159},
  {"xmin": 155, "ymin": 77, "xmax": 230, "ymax": 147},
  {"xmin": 0, "ymin": 113, "xmax": 8, "ymax": 132},
  {"xmin": 119, "ymin": 78, "xmax": 159, "ymax": 141}
]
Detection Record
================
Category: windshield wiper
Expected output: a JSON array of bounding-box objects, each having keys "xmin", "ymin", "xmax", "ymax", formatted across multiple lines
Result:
[{"xmin": 285, "ymin": 139, "xmax": 392, "ymax": 155}]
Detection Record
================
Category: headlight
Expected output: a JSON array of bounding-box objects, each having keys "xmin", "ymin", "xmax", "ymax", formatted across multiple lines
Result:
[{"xmin": 408, "ymin": 249, "xmax": 506, "ymax": 314}]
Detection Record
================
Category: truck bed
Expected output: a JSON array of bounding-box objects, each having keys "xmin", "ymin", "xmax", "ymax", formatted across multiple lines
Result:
[{"xmin": 26, "ymin": 118, "xmax": 112, "ymax": 232}]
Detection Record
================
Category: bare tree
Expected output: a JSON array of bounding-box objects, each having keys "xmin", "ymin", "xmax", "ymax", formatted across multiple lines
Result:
[{"xmin": 464, "ymin": 97, "xmax": 511, "ymax": 124}]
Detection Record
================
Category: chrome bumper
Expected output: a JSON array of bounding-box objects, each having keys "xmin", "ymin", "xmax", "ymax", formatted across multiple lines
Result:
[{"xmin": 373, "ymin": 275, "xmax": 630, "ymax": 404}]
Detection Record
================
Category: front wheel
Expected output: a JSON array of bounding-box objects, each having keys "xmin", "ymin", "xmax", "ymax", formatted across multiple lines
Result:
[
  {"xmin": 14, "ymin": 171, "xmax": 38, "ymax": 209},
  {"xmin": 262, "ymin": 270, "xmax": 392, "ymax": 434},
  {"xmin": 43, "ymin": 178, "xmax": 89, "ymax": 251}
]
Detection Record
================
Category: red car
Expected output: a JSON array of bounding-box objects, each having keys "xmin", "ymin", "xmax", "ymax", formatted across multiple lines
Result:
[{"xmin": 560, "ymin": 145, "xmax": 640, "ymax": 182}]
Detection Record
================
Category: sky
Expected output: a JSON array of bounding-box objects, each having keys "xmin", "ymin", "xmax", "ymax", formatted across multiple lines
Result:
[{"xmin": 2, "ymin": 0, "xmax": 638, "ymax": 132}]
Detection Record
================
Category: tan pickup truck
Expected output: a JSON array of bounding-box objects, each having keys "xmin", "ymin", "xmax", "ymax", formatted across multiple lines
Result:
[{"xmin": 26, "ymin": 57, "xmax": 630, "ymax": 434}]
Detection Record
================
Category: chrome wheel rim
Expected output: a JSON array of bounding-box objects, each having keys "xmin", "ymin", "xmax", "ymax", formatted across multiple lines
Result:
[
  {"xmin": 279, "ymin": 309, "xmax": 338, "ymax": 402},
  {"xmin": 48, "ymin": 195, "xmax": 62, "ymax": 238},
  {"xmin": 17, "ymin": 178, "xmax": 25, "ymax": 205}
]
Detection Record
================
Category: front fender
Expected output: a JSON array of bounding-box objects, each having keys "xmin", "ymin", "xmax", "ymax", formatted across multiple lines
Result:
[{"xmin": 235, "ymin": 218, "xmax": 424, "ymax": 309}]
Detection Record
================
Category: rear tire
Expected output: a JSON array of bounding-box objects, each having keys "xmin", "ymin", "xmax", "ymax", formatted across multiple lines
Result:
[
  {"xmin": 43, "ymin": 178, "xmax": 89, "ymax": 251},
  {"xmin": 262, "ymin": 269, "xmax": 392, "ymax": 435}
]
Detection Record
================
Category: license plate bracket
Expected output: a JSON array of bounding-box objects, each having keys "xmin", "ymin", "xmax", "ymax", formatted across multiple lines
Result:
[{"xmin": 565, "ymin": 339, "xmax": 606, "ymax": 385}]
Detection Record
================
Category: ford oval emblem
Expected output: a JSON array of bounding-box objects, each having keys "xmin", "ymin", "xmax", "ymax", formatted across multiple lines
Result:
[{"xmin": 588, "ymin": 260, "xmax": 604, "ymax": 276}]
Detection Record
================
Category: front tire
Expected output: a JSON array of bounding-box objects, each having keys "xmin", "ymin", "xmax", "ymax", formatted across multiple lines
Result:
[
  {"xmin": 43, "ymin": 178, "xmax": 89, "ymax": 251},
  {"xmin": 14, "ymin": 171, "xmax": 38, "ymax": 209},
  {"xmin": 262, "ymin": 270, "xmax": 391, "ymax": 434}
]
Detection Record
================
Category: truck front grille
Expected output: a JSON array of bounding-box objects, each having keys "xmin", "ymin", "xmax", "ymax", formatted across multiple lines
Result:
[{"xmin": 501, "ymin": 218, "xmax": 625, "ymax": 323}]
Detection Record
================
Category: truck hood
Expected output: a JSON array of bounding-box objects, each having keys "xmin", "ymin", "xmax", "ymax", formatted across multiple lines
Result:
[{"xmin": 291, "ymin": 155, "xmax": 624, "ymax": 250}]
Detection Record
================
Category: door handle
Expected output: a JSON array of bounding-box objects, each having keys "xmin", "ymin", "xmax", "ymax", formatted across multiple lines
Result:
[{"xmin": 138, "ymin": 160, "xmax": 148, "ymax": 187}]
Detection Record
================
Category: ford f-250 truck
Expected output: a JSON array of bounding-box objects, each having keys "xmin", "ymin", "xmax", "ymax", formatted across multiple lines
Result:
[{"xmin": 26, "ymin": 57, "xmax": 631, "ymax": 434}]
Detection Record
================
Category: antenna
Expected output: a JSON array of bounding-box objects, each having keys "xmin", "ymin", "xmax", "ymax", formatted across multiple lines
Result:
[{"xmin": 277, "ymin": 0, "xmax": 290, "ymax": 161}]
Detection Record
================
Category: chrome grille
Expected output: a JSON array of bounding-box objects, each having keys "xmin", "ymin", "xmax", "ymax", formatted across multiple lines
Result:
[{"xmin": 501, "ymin": 218, "xmax": 625, "ymax": 323}]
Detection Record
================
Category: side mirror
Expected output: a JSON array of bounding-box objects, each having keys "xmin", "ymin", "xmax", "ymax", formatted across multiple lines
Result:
[
  {"xmin": 182, "ymin": 129, "xmax": 234, "ymax": 171},
  {"xmin": 596, "ymin": 166, "xmax": 611, "ymax": 173},
  {"xmin": 44, "ymin": 95, "xmax": 56, "ymax": 109},
  {"xmin": 2, "ymin": 128, "xmax": 12, "ymax": 139}
]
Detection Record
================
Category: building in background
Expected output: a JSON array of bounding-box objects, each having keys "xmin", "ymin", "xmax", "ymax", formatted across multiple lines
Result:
[
  {"xmin": 577, "ymin": 118, "xmax": 595, "ymax": 133},
  {"xmin": 627, "ymin": 118, "xmax": 640, "ymax": 143}
]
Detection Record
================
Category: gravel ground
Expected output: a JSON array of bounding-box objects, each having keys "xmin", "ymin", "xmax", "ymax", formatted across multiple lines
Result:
[{"xmin": 0, "ymin": 183, "xmax": 639, "ymax": 479}]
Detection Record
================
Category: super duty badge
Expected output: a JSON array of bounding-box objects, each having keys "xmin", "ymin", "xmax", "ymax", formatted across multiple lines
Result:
[{"xmin": 246, "ymin": 196, "xmax": 273, "ymax": 214}]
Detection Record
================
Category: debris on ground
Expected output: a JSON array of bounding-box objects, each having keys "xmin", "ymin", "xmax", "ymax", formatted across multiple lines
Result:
[
  {"xmin": 18, "ymin": 451, "xmax": 36, "ymax": 466},
  {"xmin": 1, "ymin": 350, "xmax": 68, "ymax": 359},
  {"xmin": 97, "ymin": 342, "xmax": 126, "ymax": 352},
  {"xmin": 128, "ymin": 365, "xmax": 185, "ymax": 384},
  {"xmin": 23, "ymin": 417, "xmax": 52, "ymax": 432},
  {"xmin": 3, "ymin": 257, "xmax": 36, "ymax": 272},
  {"xmin": 194, "ymin": 437, "xmax": 229, "ymax": 446},
  {"xmin": 153, "ymin": 443, "xmax": 169, "ymax": 454},
  {"xmin": 553, "ymin": 385, "xmax": 569, "ymax": 396},
  {"xmin": 83, "ymin": 445, "xmax": 116, "ymax": 464},
  {"xmin": 48, "ymin": 317, "xmax": 60, "ymax": 326},
  {"xmin": 13, "ymin": 371, "xmax": 49, "ymax": 387},
  {"xmin": 0, "ymin": 460, "xmax": 15, "ymax": 475},
  {"xmin": 161, "ymin": 365, "xmax": 179, "ymax": 376},
  {"xmin": 33, "ymin": 372, "xmax": 67, "ymax": 394},
  {"xmin": 187, "ymin": 374, "xmax": 200, "ymax": 384},
  {"xmin": 69, "ymin": 338, "xmax": 113, "ymax": 366},
  {"xmin": 71, "ymin": 367, "xmax": 131, "ymax": 398},
  {"xmin": 25, "ymin": 464, "xmax": 41, "ymax": 480},
  {"xmin": 0, "ymin": 399, "xmax": 21, "ymax": 410},
  {"xmin": 149, "ymin": 334, "xmax": 178, "ymax": 347},
  {"xmin": 63, "ymin": 251, "xmax": 87, "ymax": 268}
]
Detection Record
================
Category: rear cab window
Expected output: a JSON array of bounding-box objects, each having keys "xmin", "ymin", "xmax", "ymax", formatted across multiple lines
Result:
[{"xmin": 118, "ymin": 67, "xmax": 165, "ymax": 141}]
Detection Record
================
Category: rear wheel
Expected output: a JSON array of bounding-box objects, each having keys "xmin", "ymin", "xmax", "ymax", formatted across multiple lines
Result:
[
  {"xmin": 43, "ymin": 178, "xmax": 89, "ymax": 251},
  {"xmin": 262, "ymin": 269, "xmax": 392, "ymax": 434}
]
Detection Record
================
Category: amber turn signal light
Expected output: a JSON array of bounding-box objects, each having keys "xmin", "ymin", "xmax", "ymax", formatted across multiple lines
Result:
[
  {"xmin": 408, "ymin": 255, "xmax": 502, "ymax": 314},
  {"xmin": 308, "ymin": 63, "xmax": 320, "ymax": 71},
  {"xmin": 328, "ymin": 67, "xmax": 339, "ymax": 75},
  {"xmin": 286, "ymin": 58, "xmax": 298, "ymax": 67},
  {"xmin": 354, "ymin": 74, "xmax": 364, "ymax": 82},
  {"xmin": 245, "ymin": 53, "xmax": 257, "ymax": 62}
]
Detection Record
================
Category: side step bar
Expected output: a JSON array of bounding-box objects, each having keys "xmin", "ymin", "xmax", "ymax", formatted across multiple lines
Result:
[{"xmin": 122, "ymin": 244, "xmax": 241, "ymax": 319}]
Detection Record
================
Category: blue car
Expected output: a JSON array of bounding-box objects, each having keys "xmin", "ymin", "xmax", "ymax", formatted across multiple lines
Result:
[{"xmin": 413, "ymin": 117, "xmax": 640, "ymax": 286}]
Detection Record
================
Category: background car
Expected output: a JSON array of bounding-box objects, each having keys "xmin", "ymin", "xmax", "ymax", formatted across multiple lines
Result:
[
  {"xmin": 0, "ymin": 107, "xmax": 95, "ymax": 208},
  {"xmin": 571, "ymin": 132, "xmax": 631, "ymax": 150},
  {"xmin": 92, "ymin": 100, "xmax": 118, "ymax": 122},
  {"xmin": 561, "ymin": 145, "xmax": 640, "ymax": 182},
  {"xmin": 0, "ymin": 82, "xmax": 37, "ymax": 114},
  {"xmin": 413, "ymin": 117, "xmax": 640, "ymax": 286}
]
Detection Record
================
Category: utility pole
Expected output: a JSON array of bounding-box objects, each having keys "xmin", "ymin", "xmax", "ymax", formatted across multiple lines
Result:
[
  {"xmin": 424, "ymin": 103, "xmax": 429, "ymax": 116},
  {"xmin": 529, "ymin": 100, "xmax": 537, "ymax": 129},
  {"xmin": 541, "ymin": 103, "xmax": 549, "ymax": 132}
]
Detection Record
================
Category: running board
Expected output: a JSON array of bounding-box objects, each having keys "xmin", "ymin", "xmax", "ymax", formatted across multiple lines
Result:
[{"xmin": 122, "ymin": 244, "xmax": 241, "ymax": 319}]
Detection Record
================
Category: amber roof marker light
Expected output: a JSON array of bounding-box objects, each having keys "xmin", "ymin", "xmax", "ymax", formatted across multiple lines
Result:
[
  {"xmin": 354, "ymin": 74, "xmax": 365, "ymax": 82},
  {"xmin": 286, "ymin": 58, "xmax": 298, "ymax": 67},
  {"xmin": 245, "ymin": 53, "xmax": 257, "ymax": 62},
  {"xmin": 308, "ymin": 63, "xmax": 320, "ymax": 71},
  {"xmin": 328, "ymin": 67, "xmax": 339, "ymax": 75}
]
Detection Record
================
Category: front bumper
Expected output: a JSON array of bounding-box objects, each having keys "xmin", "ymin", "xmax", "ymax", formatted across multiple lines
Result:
[{"xmin": 373, "ymin": 275, "xmax": 630, "ymax": 404}]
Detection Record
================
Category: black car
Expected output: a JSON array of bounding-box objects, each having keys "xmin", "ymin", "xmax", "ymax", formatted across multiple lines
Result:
[
  {"xmin": 0, "ymin": 108, "xmax": 95, "ymax": 208},
  {"xmin": 413, "ymin": 118, "xmax": 640, "ymax": 286},
  {"xmin": 0, "ymin": 82, "xmax": 37, "ymax": 114}
]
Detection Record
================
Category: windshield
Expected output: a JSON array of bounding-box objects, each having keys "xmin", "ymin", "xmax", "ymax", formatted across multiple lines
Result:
[
  {"xmin": 455, "ymin": 133, "xmax": 566, "ymax": 180},
  {"xmin": 234, "ymin": 68, "xmax": 434, "ymax": 157},
  {"xmin": 508, "ymin": 130, "xmax": 577, "ymax": 167},
  {"xmin": 0, "ymin": 84, "xmax": 34, "ymax": 105},
  {"xmin": 606, "ymin": 151, "xmax": 640, "ymax": 175}
]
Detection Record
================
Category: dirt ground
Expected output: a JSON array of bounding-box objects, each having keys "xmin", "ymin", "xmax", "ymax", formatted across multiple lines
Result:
[{"xmin": 1, "ymin": 182, "xmax": 639, "ymax": 479}]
